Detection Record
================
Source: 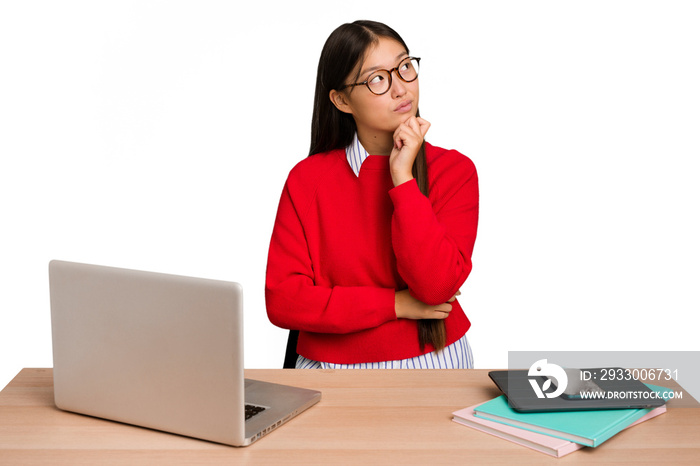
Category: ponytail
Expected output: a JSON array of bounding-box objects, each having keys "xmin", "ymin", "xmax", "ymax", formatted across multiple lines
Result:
[{"xmin": 412, "ymin": 142, "xmax": 447, "ymax": 352}]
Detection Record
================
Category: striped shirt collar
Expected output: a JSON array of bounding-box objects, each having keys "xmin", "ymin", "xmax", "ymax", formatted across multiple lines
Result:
[{"xmin": 345, "ymin": 132, "xmax": 370, "ymax": 177}]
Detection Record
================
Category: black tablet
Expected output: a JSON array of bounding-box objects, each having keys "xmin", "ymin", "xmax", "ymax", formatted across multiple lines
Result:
[{"xmin": 488, "ymin": 368, "xmax": 667, "ymax": 412}]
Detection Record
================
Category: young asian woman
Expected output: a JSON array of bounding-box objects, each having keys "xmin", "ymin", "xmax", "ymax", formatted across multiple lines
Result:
[{"xmin": 265, "ymin": 20, "xmax": 479, "ymax": 369}]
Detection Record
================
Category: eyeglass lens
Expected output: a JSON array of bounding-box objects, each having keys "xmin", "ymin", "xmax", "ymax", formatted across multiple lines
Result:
[{"xmin": 367, "ymin": 57, "xmax": 419, "ymax": 95}]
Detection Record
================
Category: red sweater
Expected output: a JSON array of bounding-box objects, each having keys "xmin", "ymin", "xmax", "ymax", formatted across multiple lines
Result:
[{"xmin": 265, "ymin": 142, "xmax": 479, "ymax": 364}]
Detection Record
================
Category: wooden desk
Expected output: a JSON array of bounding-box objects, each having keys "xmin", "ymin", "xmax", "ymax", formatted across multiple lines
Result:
[{"xmin": 1, "ymin": 368, "xmax": 698, "ymax": 465}]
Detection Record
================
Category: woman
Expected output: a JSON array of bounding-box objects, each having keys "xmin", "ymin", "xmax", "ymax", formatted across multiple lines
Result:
[{"xmin": 265, "ymin": 20, "xmax": 479, "ymax": 369}]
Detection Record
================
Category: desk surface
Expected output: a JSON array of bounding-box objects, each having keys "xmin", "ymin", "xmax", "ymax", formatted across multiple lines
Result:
[{"xmin": 1, "ymin": 368, "xmax": 698, "ymax": 465}]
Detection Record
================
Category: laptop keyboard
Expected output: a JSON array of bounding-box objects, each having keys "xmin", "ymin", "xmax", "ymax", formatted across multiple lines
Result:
[{"xmin": 245, "ymin": 404, "xmax": 266, "ymax": 420}]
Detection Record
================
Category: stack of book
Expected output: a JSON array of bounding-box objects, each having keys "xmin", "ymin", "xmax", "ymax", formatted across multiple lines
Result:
[{"xmin": 452, "ymin": 385, "xmax": 671, "ymax": 458}]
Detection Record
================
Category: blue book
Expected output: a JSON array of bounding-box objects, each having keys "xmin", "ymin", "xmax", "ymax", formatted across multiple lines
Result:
[{"xmin": 473, "ymin": 384, "xmax": 673, "ymax": 447}]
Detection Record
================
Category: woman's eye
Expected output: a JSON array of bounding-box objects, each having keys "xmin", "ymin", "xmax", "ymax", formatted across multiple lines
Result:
[{"xmin": 369, "ymin": 74, "xmax": 385, "ymax": 84}]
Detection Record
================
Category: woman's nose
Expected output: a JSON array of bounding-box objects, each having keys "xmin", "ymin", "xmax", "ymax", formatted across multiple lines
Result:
[{"xmin": 390, "ymin": 71, "xmax": 407, "ymax": 97}]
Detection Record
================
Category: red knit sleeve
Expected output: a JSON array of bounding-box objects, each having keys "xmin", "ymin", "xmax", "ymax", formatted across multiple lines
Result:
[
  {"xmin": 389, "ymin": 149, "xmax": 479, "ymax": 305},
  {"xmin": 265, "ymin": 178, "xmax": 397, "ymax": 334}
]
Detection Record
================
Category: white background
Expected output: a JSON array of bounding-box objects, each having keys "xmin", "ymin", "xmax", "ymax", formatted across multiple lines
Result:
[{"xmin": 1, "ymin": 1, "xmax": 699, "ymax": 389}]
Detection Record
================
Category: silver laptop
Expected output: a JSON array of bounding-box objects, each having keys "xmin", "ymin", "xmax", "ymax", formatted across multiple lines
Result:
[{"xmin": 49, "ymin": 260, "xmax": 320, "ymax": 446}]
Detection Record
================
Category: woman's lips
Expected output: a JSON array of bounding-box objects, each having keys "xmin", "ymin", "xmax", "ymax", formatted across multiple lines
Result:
[{"xmin": 394, "ymin": 101, "xmax": 413, "ymax": 113}]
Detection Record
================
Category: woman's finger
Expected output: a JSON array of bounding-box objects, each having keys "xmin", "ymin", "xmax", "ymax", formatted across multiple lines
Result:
[{"xmin": 415, "ymin": 117, "xmax": 431, "ymax": 138}]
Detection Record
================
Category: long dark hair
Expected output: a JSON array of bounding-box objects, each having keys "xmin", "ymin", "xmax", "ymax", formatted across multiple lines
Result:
[{"xmin": 309, "ymin": 20, "xmax": 445, "ymax": 352}]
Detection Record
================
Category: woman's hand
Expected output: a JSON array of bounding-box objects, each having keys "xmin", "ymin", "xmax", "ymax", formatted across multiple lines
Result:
[
  {"xmin": 389, "ymin": 116, "xmax": 430, "ymax": 187},
  {"xmin": 395, "ymin": 288, "xmax": 458, "ymax": 320}
]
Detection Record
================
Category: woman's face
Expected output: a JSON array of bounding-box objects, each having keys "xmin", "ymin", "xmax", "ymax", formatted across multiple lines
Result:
[{"xmin": 331, "ymin": 37, "xmax": 420, "ymax": 153}]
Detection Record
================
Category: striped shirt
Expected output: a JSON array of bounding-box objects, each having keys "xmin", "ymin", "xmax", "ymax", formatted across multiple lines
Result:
[
  {"xmin": 296, "ymin": 333, "xmax": 474, "ymax": 369},
  {"xmin": 345, "ymin": 132, "xmax": 370, "ymax": 177}
]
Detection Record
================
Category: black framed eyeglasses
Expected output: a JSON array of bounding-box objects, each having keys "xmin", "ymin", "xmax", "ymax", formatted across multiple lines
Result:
[{"xmin": 338, "ymin": 56, "xmax": 421, "ymax": 95}]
